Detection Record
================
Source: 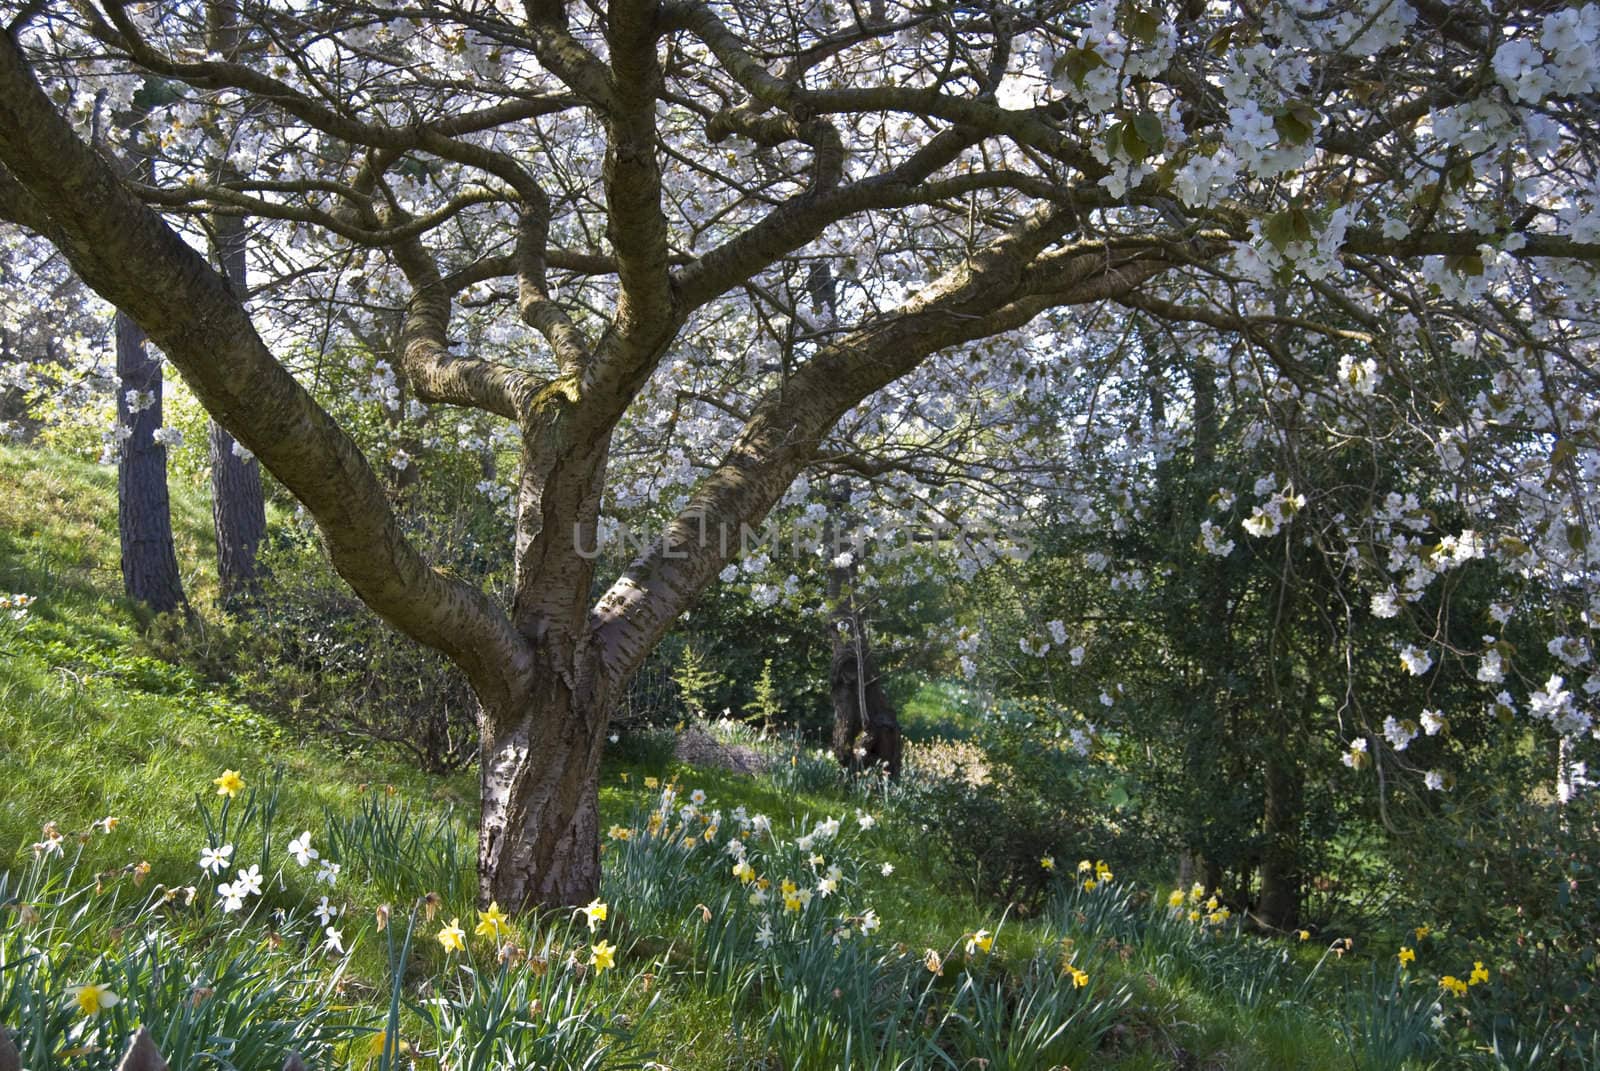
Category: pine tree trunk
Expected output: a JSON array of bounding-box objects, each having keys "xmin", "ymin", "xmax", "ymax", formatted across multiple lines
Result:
[
  {"xmin": 477, "ymin": 668, "xmax": 606, "ymax": 908},
  {"xmin": 115, "ymin": 311, "xmax": 187, "ymax": 617},
  {"xmin": 208, "ymin": 213, "xmax": 267, "ymax": 608}
]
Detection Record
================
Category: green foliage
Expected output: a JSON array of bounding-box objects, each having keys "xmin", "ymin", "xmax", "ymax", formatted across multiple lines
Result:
[
  {"xmin": 1397, "ymin": 788, "xmax": 1600, "ymax": 1064},
  {"xmin": 150, "ymin": 520, "xmax": 492, "ymax": 774},
  {"xmin": 4, "ymin": 442, "xmax": 1591, "ymax": 1069},
  {"xmin": 743, "ymin": 659, "xmax": 782, "ymax": 726},
  {"xmin": 889, "ymin": 716, "xmax": 1139, "ymax": 904},
  {"xmin": 671, "ymin": 642, "xmax": 725, "ymax": 717}
]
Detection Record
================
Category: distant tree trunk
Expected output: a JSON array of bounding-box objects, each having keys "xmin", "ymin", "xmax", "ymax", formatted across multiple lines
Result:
[
  {"xmin": 208, "ymin": 212, "xmax": 267, "ymax": 609},
  {"xmin": 829, "ymin": 633, "xmax": 902, "ymax": 776},
  {"xmin": 115, "ymin": 311, "xmax": 187, "ymax": 617},
  {"xmin": 825, "ymin": 499, "xmax": 901, "ymax": 776},
  {"xmin": 1256, "ymin": 739, "xmax": 1303, "ymax": 930}
]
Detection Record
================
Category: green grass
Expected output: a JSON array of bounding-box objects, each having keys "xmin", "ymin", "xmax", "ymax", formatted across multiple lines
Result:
[{"xmin": 0, "ymin": 442, "xmax": 1438, "ymax": 1070}]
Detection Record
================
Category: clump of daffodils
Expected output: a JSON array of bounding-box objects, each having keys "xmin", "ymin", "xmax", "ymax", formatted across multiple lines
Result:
[
  {"xmin": 1168, "ymin": 883, "xmax": 1233, "ymax": 928},
  {"xmin": 1077, "ymin": 858, "xmax": 1114, "ymax": 891}
]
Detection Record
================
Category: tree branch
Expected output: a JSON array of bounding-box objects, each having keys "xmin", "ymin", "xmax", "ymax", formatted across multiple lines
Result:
[{"xmin": 0, "ymin": 29, "xmax": 535, "ymax": 712}]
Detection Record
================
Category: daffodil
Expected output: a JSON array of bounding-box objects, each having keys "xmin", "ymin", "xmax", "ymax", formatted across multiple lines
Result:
[
  {"xmin": 733, "ymin": 860, "xmax": 756, "ymax": 883},
  {"xmin": 581, "ymin": 899, "xmax": 608, "ymax": 932},
  {"xmin": 1040, "ymin": 855, "xmax": 1055, "ymax": 871},
  {"xmin": 213, "ymin": 769, "xmax": 245, "ymax": 797},
  {"xmin": 1398, "ymin": 947, "xmax": 1416, "ymax": 966},
  {"xmin": 590, "ymin": 940, "xmax": 616, "ymax": 973},
  {"xmin": 1297, "ymin": 929, "xmax": 1310, "ymax": 942},
  {"xmin": 607, "ymin": 825, "xmax": 632, "ymax": 841},
  {"xmin": 72, "ymin": 983, "xmax": 119, "ymax": 1015},
  {"xmin": 1414, "ymin": 924, "xmax": 1431, "ymax": 941},
  {"xmin": 1469, "ymin": 961, "xmax": 1489, "ymax": 986},
  {"xmin": 437, "ymin": 917, "xmax": 467, "ymax": 952},
  {"xmin": 198, "ymin": 843, "xmax": 233, "ymax": 874},
  {"xmin": 923, "ymin": 948, "xmax": 943, "ymax": 975},
  {"xmin": 475, "ymin": 901, "xmax": 509, "ymax": 938},
  {"xmin": 1440, "ymin": 975, "xmax": 1468, "ymax": 997},
  {"xmin": 1167, "ymin": 889, "xmax": 1185, "ymax": 908},
  {"xmin": 965, "ymin": 929, "xmax": 993, "ymax": 955},
  {"xmin": 1067, "ymin": 965, "xmax": 1089, "ymax": 989}
]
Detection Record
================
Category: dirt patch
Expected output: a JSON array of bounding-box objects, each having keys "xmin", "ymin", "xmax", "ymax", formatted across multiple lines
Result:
[{"xmin": 673, "ymin": 725, "xmax": 771, "ymax": 777}]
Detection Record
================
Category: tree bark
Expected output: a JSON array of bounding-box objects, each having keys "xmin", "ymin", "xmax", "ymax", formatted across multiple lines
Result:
[
  {"xmin": 208, "ymin": 212, "xmax": 267, "ymax": 609},
  {"xmin": 829, "ymin": 637, "xmax": 902, "ymax": 777},
  {"xmin": 1256, "ymin": 739, "xmax": 1303, "ymax": 930},
  {"xmin": 115, "ymin": 312, "xmax": 188, "ymax": 617},
  {"xmin": 477, "ymin": 662, "xmax": 607, "ymax": 907}
]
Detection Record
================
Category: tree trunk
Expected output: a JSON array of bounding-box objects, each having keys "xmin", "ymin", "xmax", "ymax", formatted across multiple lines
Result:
[
  {"xmin": 209, "ymin": 212, "xmax": 267, "ymax": 609},
  {"xmin": 1256, "ymin": 742, "xmax": 1302, "ymax": 930},
  {"xmin": 823, "ymin": 486, "xmax": 902, "ymax": 777},
  {"xmin": 115, "ymin": 311, "xmax": 188, "ymax": 617},
  {"xmin": 477, "ymin": 668, "xmax": 607, "ymax": 908},
  {"xmin": 829, "ymin": 639, "xmax": 902, "ymax": 776}
]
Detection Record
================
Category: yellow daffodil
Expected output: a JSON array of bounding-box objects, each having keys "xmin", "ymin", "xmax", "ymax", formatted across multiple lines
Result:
[
  {"xmin": 732, "ymin": 860, "xmax": 756, "ymax": 883},
  {"xmin": 1082, "ymin": 879, "xmax": 1097, "ymax": 892},
  {"xmin": 581, "ymin": 899, "xmax": 608, "ymax": 932},
  {"xmin": 1414, "ymin": 924, "xmax": 1431, "ymax": 940},
  {"xmin": 72, "ymin": 983, "xmax": 119, "ymax": 1015},
  {"xmin": 965, "ymin": 929, "xmax": 993, "ymax": 955},
  {"xmin": 475, "ymin": 902, "xmax": 509, "ymax": 938},
  {"xmin": 1440, "ymin": 975, "xmax": 1468, "ymax": 997},
  {"xmin": 1469, "ymin": 961, "xmax": 1489, "ymax": 986},
  {"xmin": 1040, "ymin": 855, "xmax": 1055, "ymax": 871},
  {"xmin": 1167, "ymin": 889, "xmax": 1185, "ymax": 908},
  {"xmin": 1398, "ymin": 947, "xmax": 1416, "ymax": 966},
  {"xmin": 644, "ymin": 777, "xmax": 659, "ymax": 789},
  {"xmin": 590, "ymin": 940, "xmax": 616, "ymax": 973},
  {"xmin": 1297, "ymin": 929, "xmax": 1310, "ymax": 942},
  {"xmin": 1067, "ymin": 965, "xmax": 1089, "ymax": 989},
  {"xmin": 213, "ymin": 769, "xmax": 245, "ymax": 798},
  {"xmin": 437, "ymin": 918, "xmax": 466, "ymax": 952}
]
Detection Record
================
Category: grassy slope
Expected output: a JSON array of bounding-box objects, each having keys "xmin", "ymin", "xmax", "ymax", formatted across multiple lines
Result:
[{"xmin": 0, "ymin": 443, "xmax": 1372, "ymax": 1070}]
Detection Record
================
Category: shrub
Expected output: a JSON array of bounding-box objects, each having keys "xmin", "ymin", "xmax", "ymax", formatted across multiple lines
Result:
[{"xmin": 890, "ymin": 719, "xmax": 1136, "ymax": 907}]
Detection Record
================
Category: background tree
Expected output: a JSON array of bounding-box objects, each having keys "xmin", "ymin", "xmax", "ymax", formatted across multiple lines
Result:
[{"xmin": 113, "ymin": 310, "xmax": 187, "ymax": 617}]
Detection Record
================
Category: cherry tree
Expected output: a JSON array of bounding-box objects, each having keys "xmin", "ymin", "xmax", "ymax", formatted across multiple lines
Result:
[{"xmin": 1, "ymin": 0, "xmax": 1598, "ymax": 909}]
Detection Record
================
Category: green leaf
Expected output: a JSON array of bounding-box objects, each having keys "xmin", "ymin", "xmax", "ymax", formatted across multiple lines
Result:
[
  {"xmin": 1125, "ymin": 6, "xmax": 1161, "ymax": 44},
  {"xmin": 130, "ymin": 76, "xmax": 186, "ymax": 112},
  {"xmin": 1264, "ymin": 207, "xmax": 1313, "ymax": 250},
  {"xmin": 1132, "ymin": 112, "xmax": 1166, "ymax": 156},
  {"xmin": 1273, "ymin": 101, "xmax": 1319, "ymax": 147},
  {"xmin": 1117, "ymin": 121, "xmax": 1150, "ymax": 163},
  {"xmin": 1058, "ymin": 46, "xmax": 1107, "ymax": 89},
  {"xmin": 1206, "ymin": 25, "xmax": 1235, "ymax": 55}
]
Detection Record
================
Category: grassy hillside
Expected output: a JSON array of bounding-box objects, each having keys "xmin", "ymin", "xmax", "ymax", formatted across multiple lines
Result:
[{"xmin": 0, "ymin": 443, "xmax": 1444, "ymax": 1070}]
